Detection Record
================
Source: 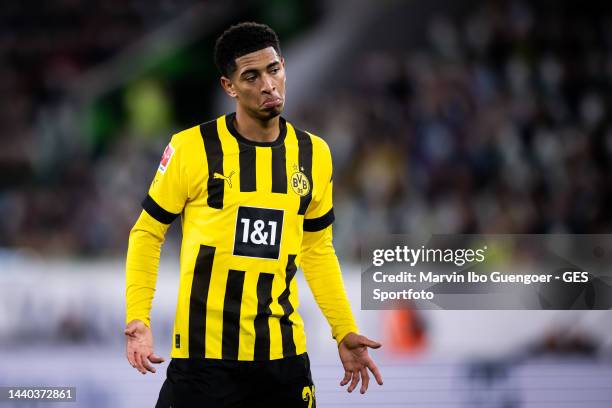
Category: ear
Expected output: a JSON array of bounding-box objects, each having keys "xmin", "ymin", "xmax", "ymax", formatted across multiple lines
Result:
[{"xmin": 220, "ymin": 76, "xmax": 237, "ymax": 98}]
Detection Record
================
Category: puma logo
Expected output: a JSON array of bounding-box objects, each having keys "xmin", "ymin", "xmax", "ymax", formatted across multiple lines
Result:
[{"xmin": 213, "ymin": 171, "xmax": 235, "ymax": 188}]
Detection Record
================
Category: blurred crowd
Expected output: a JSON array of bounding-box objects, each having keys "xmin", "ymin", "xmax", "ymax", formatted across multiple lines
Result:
[
  {"xmin": 2, "ymin": 1, "xmax": 612, "ymax": 258},
  {"xmin": 300, "ymin": 1, "xmax": 612, "ymax": 259},
  {"xmin": 0, "ymin": 0, "xmax": 201, "ymax": 254}
]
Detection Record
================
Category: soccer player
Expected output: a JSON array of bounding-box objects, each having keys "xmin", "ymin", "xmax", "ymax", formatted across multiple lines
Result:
[{"xmin": 125, "ymin": 22, "xmax": 383, "ymax": 407}]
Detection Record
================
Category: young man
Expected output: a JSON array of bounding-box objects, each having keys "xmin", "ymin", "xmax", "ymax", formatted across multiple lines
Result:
[{"xmin": 125, "ymin": 22, "xmax": 383, "ymax": 407}]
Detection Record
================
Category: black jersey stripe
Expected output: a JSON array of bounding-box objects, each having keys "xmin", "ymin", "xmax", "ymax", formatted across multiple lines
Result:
[
  {"xmin": 141, "ymin": 194, "xmax": 179, "ymax": 224},
  {"xmin": 304, "ymin": 208, "xmax": 335, "ymax": 232},
  {"xmin": 222, "ymin": 269, "xmax": 245, "ymax": 360},
  {"xmin": 239, "ymin": 144, "xmax": 257, "ymax": 192},
  {"xmin": 200, "ymin": 119, "xmax": 224, "ymax": 209},
  {"xmin": 271, "ymin": 144, "xmax": 287, "ymax": 193},
  {"xmin": 253, "ymin": 272, "xmax": 274, "ymax": 360},
  {"xmin": 295, "ymin": 130, "xmax": 313, "ymax": 215},
  {"xmin": 189, "ymin": 245, "xmax": 215, "ymax": 358},
  {"xmin": 278, "ymin": 255, "xmax": 298, "ymax": 357}
]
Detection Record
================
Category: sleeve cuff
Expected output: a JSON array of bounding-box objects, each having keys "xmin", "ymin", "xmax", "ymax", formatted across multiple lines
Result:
[
  {"xmin": 126, "ymin": 316, "xmax": 151, "ymax": 328},
  {"xmin": 142, "ymin": 194, "xmax": 180, "ymax": 224},
  {"xmin": 304, "ymin": 208, "xmax": 335, "ymax": 232},
  {"xmin": 333, "ymin": 325, "xmax": 359, "ymax": 346}
]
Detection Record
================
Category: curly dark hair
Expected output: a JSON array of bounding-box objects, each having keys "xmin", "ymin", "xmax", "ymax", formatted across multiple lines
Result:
[{"xmin": 214, "ymin": 22, "xmax": 281, "ymax": 77}]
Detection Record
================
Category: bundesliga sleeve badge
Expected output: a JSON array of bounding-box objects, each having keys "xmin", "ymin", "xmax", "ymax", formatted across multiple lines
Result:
[{"xmin": 158, "ymin": 143, "xmax": 175, "ymax": 173}]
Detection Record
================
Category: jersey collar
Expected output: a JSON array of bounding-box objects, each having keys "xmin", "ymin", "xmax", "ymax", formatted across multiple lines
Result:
[{"xmin": 225, "ymin": 112, "xmax": 287, "ymax": 147}]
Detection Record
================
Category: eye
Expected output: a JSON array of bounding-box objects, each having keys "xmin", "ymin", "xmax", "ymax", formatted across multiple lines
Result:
[
  {"xmin": 270, "ymin": 67, "xmax": 280, "ymax": 74},
  {"xmin": 245, "ymin": 75, "xmax": 256, "ymax": 82}
]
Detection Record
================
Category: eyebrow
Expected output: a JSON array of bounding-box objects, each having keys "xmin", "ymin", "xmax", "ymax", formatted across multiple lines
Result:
[{"xmin": 240, "ymin": 61, "xmax": 281, "ymax": 78}]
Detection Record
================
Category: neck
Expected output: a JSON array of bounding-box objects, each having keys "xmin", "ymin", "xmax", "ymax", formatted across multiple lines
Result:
[{"xmin": 234, "ymin": 108, "xmax": 280, "ymax": 143}]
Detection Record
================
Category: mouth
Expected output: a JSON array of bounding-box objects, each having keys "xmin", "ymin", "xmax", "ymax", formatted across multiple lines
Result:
[{"xmin": 262, "ymin": 98, "xmax": 283, "ymax": 109}]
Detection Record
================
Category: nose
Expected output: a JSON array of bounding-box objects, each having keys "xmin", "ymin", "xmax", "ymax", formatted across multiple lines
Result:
[{"xmin": 261, "ymin": 73, "xmax": 275, "ymax": 93}]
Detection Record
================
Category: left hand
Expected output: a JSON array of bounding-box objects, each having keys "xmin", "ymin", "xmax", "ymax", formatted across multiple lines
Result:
[{"xmin": 338, "ymin": 332, "xmax": 383, "ymax": 394}]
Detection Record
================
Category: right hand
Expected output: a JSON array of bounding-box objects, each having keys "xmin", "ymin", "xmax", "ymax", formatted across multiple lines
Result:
[{"xmin": 124, "ymin": 319, "xmax": 165, "ymax": 374}]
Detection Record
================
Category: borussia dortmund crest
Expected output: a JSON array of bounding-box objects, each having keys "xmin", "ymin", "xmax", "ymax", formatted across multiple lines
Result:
[{"xmin": 290, "ymin": 164, "xmax": 310, "ymax": 196}]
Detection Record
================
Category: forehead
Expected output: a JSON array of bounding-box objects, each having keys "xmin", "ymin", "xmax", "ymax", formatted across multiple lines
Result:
[{"xmin": 234, "ymin": 47, "xmax": 280, "ymax": 74}]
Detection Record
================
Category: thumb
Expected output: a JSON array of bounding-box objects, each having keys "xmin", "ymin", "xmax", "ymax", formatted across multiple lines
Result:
[
  {"xmin": 360, "ymin": 336, "xmax": 382, "ymax": 349},
  {"xmin": 124, "ymin": 326, "xmax": 137, "ymax": 336},
  {"xmin": 148, "ymin": 353, "xmax": 165, "ymax": 364},
  {"xmin": 124, "ymin": 323, "xmax": 143, "ymax": 337}
]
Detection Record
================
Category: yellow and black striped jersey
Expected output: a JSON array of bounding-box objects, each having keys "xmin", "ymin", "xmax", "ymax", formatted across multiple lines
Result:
[{"xmin": 137, "ymin": 113, "xmax": 341, "ymax": 361}]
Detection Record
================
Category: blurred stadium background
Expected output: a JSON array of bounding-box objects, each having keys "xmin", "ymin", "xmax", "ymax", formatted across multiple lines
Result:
[{"xmin": 1, "ymin": 0, "xmax": 612, "ymax": 406}]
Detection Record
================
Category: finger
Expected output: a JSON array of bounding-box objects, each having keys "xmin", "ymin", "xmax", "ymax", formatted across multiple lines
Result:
[
  {"xmin": 340, "ymin": 370, "xmax": 352, "ymax": 386},
  {"xmin": 360, "ymin": 336, "xmax": 382, "ymax": 349},
  {"xmin": 133, "ymin": 351, "xmax": 146, "ymax": 374},
  {"xmin": 148, "ymin": 353, "xmax": 165, "ymax": 364},
  {"xmin": 126, "ymin": 348, "xmax": 137, "ymax": 369},
  {"xmin": 360, "ymin": 367, "xmax": 370, "ymax": 394},
  {"xmin": 367, "ymin": 359, "xmax": 384, "ymax": 385},
  {"xmin": 347, "ymin": 370, "xmax": 360, "ymax": 393},
  {"xmin": 140, "ymin": 353, "xmax": 156, "ymax": 373}
]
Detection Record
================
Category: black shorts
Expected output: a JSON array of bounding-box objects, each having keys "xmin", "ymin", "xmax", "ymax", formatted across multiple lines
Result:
[{"xmin": 155, "ymin": 353, "xmax": 316, "ymax": 408}]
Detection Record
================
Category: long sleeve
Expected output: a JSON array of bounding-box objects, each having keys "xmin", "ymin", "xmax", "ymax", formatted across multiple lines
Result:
[
  {"xmin": 125, "ymin": 133, "xmax": 190, "ymax": 328},
  {"xmin": 125, "ymin": 210, "xmax": 171, "ymax": 328},
  {"xmin": 300, "ymin": 224, "xmax": 359, "ymax": 345}
]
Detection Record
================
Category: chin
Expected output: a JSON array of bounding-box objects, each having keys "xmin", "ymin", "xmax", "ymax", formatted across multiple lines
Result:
[{"xmin": 260, "ymin": 106, "xmax": 283, "ymax": 119}]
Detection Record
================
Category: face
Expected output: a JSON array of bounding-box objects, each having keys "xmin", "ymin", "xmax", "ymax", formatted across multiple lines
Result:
[{"xmin": 221, "ymin": 46, "xmax": 286, "ymax": 120}]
